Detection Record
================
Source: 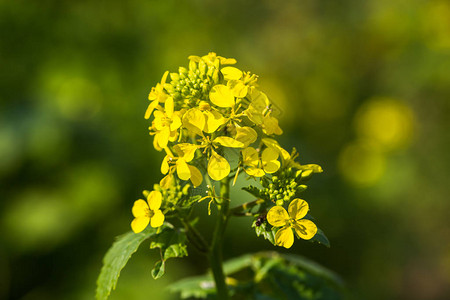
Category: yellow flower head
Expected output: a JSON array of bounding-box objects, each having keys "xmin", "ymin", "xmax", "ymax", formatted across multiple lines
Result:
[
  {"xmin": 151, "ymin": 97, "xmax": 182, "ymax": 149},
  {"xmin": 131, "ymin": 191, "xmax": 165, "ymax": 233},
  {"xmin": 145, "ymin": 71, "xmax": 170, "ymax": 119},
  {"xmin": 267, "ymin": 199, "xmax": 317, "ymax": 248},
  {"xmin": 241, "ymin": 146, "xmax": 280, "ymax": 177},
  {"xmin": 160, "ymin": 146, "xmax": 203, "ymax": 188}
]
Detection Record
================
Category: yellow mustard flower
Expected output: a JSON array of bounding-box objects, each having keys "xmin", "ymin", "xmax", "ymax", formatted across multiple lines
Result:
[
  {"xmin": 234, "ymin": 126, "xmax": 258, "ymax": 147},
  {"xmin": 131, "ymin": 191, "xmax": 165, "ymax": 233},
  {"xmin": 182, "ymin": 107, "xmax": 226, "ymax": 135},
  {"xmin": 160, "ymin": 147, "xmax": 203, "ymax": 188},
  {"xmin": 145, "ymin": 71, "xmax": 169, "ymax": 119},
  {"xmin": 181, "ymin": 107, "xmax": 248, "ymax": 181},
  {"xmin": 152, "ymin": 97, "xmax": 182, "ymax": 149},
  {"xmin": 267, "ymin": 199, "xmax": 317, "ymax": 248},
  {"xmin": 241, "ymin": 146, "xmax": 280, "ymax": 177},
  {"xmin": 245, "ymin": 89, "xmax": 283, "ymax": 135},
  {"xmin": 261, "ymin": 138, "xmax": 291, "ymax": 163},
  {"xmin": 189, "ymin": 52, "xmax": 237, "ymax": 66}
]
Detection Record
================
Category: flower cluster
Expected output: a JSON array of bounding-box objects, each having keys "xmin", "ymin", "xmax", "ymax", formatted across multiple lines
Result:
[{"xmin": 131, "ymin": 53, "xmax": 324, "ymax": 249}]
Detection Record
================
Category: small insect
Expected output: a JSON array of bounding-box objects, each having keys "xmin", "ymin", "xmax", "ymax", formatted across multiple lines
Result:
[{"xmin": 255, "ymin": 214, "xmax": 267, "ymax": 227}]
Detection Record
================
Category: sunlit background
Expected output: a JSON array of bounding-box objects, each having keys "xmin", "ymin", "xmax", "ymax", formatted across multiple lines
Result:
[{"xmin": 1, "ymin": 0, "xmax": 450, "ymax": 299}]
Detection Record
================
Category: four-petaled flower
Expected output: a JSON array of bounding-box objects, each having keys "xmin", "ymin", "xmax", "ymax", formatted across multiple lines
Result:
[
  {"xmin": 131, "ymin": 191, "xmax": 165, "ymax": 233},
  {"xmin": 267, "ymin": 199, "xmax": 317, "ymax": 248},
  {"xmin": 152, "ymin": 97, "xmax": 182, "ymax": 149},
  {"xmin": 241, "ymin": 146, "xmax": 280, "ymax": 177}
]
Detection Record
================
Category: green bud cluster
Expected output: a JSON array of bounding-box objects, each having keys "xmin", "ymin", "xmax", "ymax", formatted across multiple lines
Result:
[
  {"xmin": 154, "ymin": 181, "xmax": 192, "ymax": 208},
  {"xmin": 260, "ymin": 168, "xmax": 308, "ymax": 205},
  {"xmin": 164, "ymin": 59, "xmax": 221, "ymax": 107}
]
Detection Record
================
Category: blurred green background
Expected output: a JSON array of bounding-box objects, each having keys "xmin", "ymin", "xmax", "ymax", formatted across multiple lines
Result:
[{"xmin": 1, "ymin": 0, "xmax": 450, "ymax": 299}]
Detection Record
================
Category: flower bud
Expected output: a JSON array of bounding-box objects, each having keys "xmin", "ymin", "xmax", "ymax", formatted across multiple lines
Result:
[{"xmin": 199, "ymin": 101, "xmax": 211, "ymax": 111}]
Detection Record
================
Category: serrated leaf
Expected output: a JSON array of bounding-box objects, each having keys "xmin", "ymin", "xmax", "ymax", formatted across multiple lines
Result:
[
  {"xmin": 96, "ymin": 227, "xmax": 157, "ymax": 300},
  {"xmin": 150, "ymin": 227, "xmax": 188, "ymax": 279}
]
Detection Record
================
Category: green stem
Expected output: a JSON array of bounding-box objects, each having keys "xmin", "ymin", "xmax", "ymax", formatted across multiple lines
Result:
[
  {"xmin": 229, "ymin": 198, "xmax": 264, "ymax": 216},
  {"xmin": 209, "ymin": 176, "xmax": 230, "ymax": 300},
  {"xmin": 181, "ymin": 218, "xmax": 209, "ymax": 254}
]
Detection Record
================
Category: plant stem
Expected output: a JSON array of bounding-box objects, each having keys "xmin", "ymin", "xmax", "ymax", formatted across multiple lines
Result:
[
  {"xmin": 209, "ymin": 176, "xmax": 230, "ymax": 300},
  {"xmin": 229, "ymin": 198, "xmax": 264, "ymax": 216}
]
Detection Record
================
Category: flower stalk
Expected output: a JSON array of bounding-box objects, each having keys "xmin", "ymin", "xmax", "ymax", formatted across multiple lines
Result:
[{"xmin": 209, "ymin": 176, "xmax": 230, "ymax": 299}]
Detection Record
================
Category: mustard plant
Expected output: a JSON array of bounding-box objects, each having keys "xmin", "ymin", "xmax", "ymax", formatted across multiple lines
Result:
[{"xmin": 97, "ymin": 53, "xmax": 341, "ymax": 300}]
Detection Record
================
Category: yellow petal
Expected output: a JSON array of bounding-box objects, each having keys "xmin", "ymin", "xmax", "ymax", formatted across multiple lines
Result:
[
  {"xmin": 213, "ymin": 136, "xmax": 244, "ymax": 148},
  {"xmin": 293, "ymin": 219, "xmax": 317, "ymax": 240},
  {"xmin": 244, "ymin": 167, "xmax": 265, "ymax": 177},
  {"xmin": 173, "ymin": 143, "xmax": 198, "ymax": 162},
  {"xmin": 131, "ymin": 217, "xmax": 150, "ymax": 233},
  {"xmin": 288, "ymin": 199, "xmax": 309, "ymax": 220},
  {"xmin": 204, "ymin": 110, "xmax": 226, "ymax": 133},
  {"xmin": 263, "ymin": 115, "xmax": 283, "ymax": 135},
  {"xmin": 267, "ymin": 205, "xmax": 289, "ymax": 227},
  {"xmin": 262, "ymin": 148, "xmax": 280, "ymax": 173},
  {"xmin": 147, "ymin": 191, "xmax": 162, "ymax": 210},
  {"xmin": 160, "ymin": 174, "xmax": 173, "ymax": 189},
  {"xmin": 160, "ymin": 70, "xmax": 169, "ymax": 85},
  {"xmin": 245, "ymin": 106, "xmax": 264, "ymax": 125},
  {"xmin": 168, "ymin": 128, "xmax": 178, "ymax": 142},
  {"xmin": 152, "ymin": 135, "xmax": 162, "ymax": 151},
  {"xmin": 275, "ymin": 226, "xmax": 294, "ymax": 248},
  {"xmin": 208, "ymin": 150, "xmax": 230, "ymax": 181},
  {"xmin": 221, "ymin": 66, "xmax": 243, "ymax": 81},
  {"xmin": 132, "ymin": 200, "xmax": 149, "ymax": 218},
  {"xmin": 261, "ymin": 138, "xmax": 291, "ymax": 161},
  {"xmin": 228, "ymin": 80, "xmax": 248, "ymax": 98},
  {"xmin": 263, "ymin": 160, "xmax": 280, "ymax": 174},
  {"xmin": 176, "ymin": 158, "xmax": 191, "ymax": 181},
  {"xmin": 209, "ymin": 84, "xmax": 235, "ymax": 108},
  {"xmin": 249, "ymin": 89, "xmax": 270, "ymax": 111},
  {"xmin": 165, "ymin": 97, "xmax": 174, "ymax": 117},
  {"xmin": 170, "ymin": 115, "xmax": 182, "ymax": 131},
  {"xmin": 296, "ymin": 164, "xmax": 323, "ymax": 173},
  {"xmin": 182, "ymin": 108, "xmax": 205, "ymax": 136},
  {"xmin": 261, "ymin": 147, "xmax": 279, "ymax": 162},
  {"xmin": 161, "ymin": 155, "xmax": 170, "ymax": 174},
  {"xmin": 245, "ymin": 90, "xmax": 269, "ymax": 124},
  {"xmin": 156, "ymin": 127, "xmax": 170, "ymax": 149},
  {"xmin": 241, "ymin": 147, "xmax": 259, "ymax": 167},
  {"xmin": 150, "ymin": 210, "xmax": 165, "ymax": 228},
  {"xmin": 188, "ymin": 165, "xmax": 203, "ymax": 187},
  {"xmin": 235, "ymin": 126, "xmax": 257, "ymax": 147},
  {"xmin": 144, "ymin": 100, "xmax": 158, "ymax": 119},
  {"xmin": 153, "ymin": 111, "xmax": 165, "ymax": 130}
]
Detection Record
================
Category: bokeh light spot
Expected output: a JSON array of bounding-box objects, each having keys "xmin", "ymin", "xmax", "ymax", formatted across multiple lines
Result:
[
  {"xmin": 355, "ymin": 97, "xmax": 414, "ymax": 151},
  {"xmin": 338, "ymin": 140, "xmax": 386, "ymax": 187}
]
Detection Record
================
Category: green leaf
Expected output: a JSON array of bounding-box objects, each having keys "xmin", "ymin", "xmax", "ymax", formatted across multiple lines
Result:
[
  {"xmin": 169, "ymin": 252, "xmax": 345, "ymax": 300},
  {"xmin": 242, "ymin": 185, "xmax": 264, "ymax": 199},
  {"xmin": 151, "ymin": 260, "xmax": 165, "ymax": 279},
  {"xmin": 150, "ymin": 226, "xmax": 188, "ymax": 279},
  {"xmin": 310, "ymin": 227, "xmax": 331, "ymax": 248},
  {"xmin": 222, "ymin": 253, "xmax": 253, "ymax": 275},
  {"xmin": 252, "ymin": 216, "xmax": 277, "ymax": 245},
  {"xmin": 96, "ymin": 227, "xmax": 157, "ymax": 300},
  {"xmin": 168, "ymin": 275, "xmax": 214, "ymax": 299}
]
